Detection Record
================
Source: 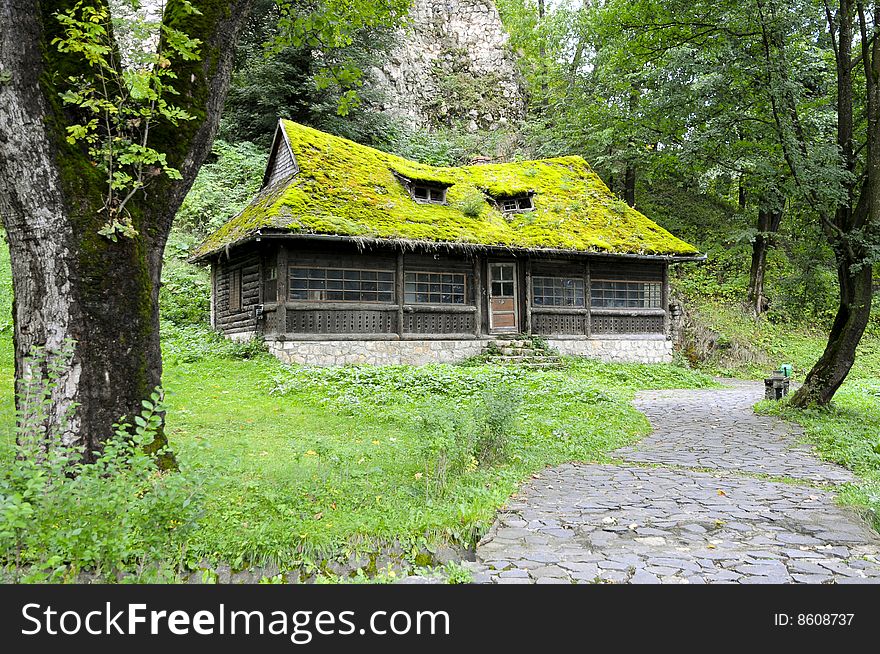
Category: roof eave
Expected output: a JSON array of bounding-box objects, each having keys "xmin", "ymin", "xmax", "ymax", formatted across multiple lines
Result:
[{"xmin": 188, "ymin": 230, "xmax": 705, "ymax": 264}]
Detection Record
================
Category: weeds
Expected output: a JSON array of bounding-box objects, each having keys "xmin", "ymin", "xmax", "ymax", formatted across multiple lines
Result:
[{"xmin": 0, "ymin": 346, "xmax": 203, "ymax": 582}]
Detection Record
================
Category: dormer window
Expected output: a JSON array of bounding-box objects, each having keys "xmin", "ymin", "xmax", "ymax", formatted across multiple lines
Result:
[
  {"xmin": 499, "ymin": 194, "xmax": 534, "ymax": 213},
  {"xmin": 412, "ymin": 184, "xmax": 447, "ymax": 204}
]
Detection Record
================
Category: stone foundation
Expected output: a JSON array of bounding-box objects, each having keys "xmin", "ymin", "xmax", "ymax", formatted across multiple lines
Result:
[
  {"xmin": 547, "ymin": 337, "xmax": 673, "ymax": 364},
  {"xmin": 264, "ymin": 336, "xmax": 672, "ymax": 366},
  {"xmin": 268, "ymin": 339, "xmax": 486, "ymax": 366}
]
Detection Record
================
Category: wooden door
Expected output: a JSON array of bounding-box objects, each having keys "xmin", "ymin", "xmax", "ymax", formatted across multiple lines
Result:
[{"xmin": 489, "ymin": 262, "xmax": 518, "ymax": 332}]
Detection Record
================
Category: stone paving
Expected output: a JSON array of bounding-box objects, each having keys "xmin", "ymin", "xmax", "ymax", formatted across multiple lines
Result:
[{"xmin": 467, "ymin": 380, "xmax": 880, "ymax": 584}]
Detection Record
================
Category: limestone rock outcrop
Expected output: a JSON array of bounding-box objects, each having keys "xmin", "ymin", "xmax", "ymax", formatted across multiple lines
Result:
[{"xmin": 373, "ymin": 0, "xmax": 526, "ymax": 131}]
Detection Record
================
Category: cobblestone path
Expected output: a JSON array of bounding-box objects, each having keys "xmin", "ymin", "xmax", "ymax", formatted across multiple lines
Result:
[{"xmin": 469, "ymin": 380, "xmax": 880, "ymax": 584}]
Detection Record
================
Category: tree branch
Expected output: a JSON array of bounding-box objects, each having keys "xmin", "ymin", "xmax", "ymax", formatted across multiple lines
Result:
[{"xmin": 143, "ymin": 0, "xmax": 256, "ymax": 231}]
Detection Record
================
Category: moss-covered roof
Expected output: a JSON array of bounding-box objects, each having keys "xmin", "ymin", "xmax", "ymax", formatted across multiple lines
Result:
[{"xmin": 191, "ymin": 120, "xmax": 699, "ymax": 261}]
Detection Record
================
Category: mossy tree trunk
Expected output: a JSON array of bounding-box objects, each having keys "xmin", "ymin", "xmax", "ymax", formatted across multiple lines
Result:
[
  {"xmin": 0, "ymin": 0, "xmax": 254, "ymax": 461},
  {"xmin": 790, "ymin": 254, "xmax": 873, "ymax": 406}
]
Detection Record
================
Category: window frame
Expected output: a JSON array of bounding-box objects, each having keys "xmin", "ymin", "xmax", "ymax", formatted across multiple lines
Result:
[
  {"xmin": 410, "ymin": 184, "xmax": 447, "ymax": 205},
  {"xmin": 263, "ymin": 263, "xmax": 278, "ymax": 303},
  {"xmin": 288, "ymin": 266, "xmax": 396, "ymax": 303},
  {"xmin": 531, "ymin": 275, "xmax": 585, "ymax": 308},
  {"xmin": 589, "ymin": 279, "xmax": 663, "ymax": 309},
  {"xmin": 498, "ymin": 194, "xmax": 535, "ymax": 213},
  {"xmin": 404, "ymin": 270, "xmax": 468, "ymax": 305}
]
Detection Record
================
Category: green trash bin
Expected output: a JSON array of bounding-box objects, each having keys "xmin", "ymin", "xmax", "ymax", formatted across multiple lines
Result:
[{"xmin": 780, "ymin": 363, "xmax": 793, "ymax": 378}]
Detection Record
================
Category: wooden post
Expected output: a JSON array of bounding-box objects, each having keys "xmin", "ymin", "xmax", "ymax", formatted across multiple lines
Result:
[
  {"xmin": 661, "ymin": 261, "xmax": 670, "ymax": 338},
  {"xmin": 397, "ymin": 249, "xmax": 405, "ymax": 337},
  {"xmin": 524, "ymin": 256, "xmax": 533, "ymax": 335},
  {"xmin": 277, "ymin": 244, "xmax": 288, "ymax": 336},
  {"xmin": 473, "ymin": 253, "xmax": 483, "ymax": 337},
  {"xmin": 584, "ymin": 257, "xmax": 591, "ymax": 337}
]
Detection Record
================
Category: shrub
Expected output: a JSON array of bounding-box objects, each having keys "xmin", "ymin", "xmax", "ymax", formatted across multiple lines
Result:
[
  {"xmin": 0, "ymin": 344, "xmax": 203, "ymax": 582},
  {"xmin": 416, "ymin": 405, "xmax": 471, "ymax": 499},
  {"xmin": 455, "ymin": 189, "xmax": 487, "ymax": 218},
  {"xmin": 161, "ymin": 322, "xmax": 269, "ymax": 363},
  {"xmin": 160, "ymin": 258, "xmax": 211, "ymax": 327},
  {"xmin": 472, "ymin": 387, "xmax": 521, "ymax": 465}
]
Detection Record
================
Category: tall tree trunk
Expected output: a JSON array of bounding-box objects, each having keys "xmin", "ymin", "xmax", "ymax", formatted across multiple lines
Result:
[
  {"xmin": 0, "ymin": 0, "xmax": 254, "ymax": 461},
  {"xmin": 623, "ymin": 160, "xmax": 636, "ymax": 206},
  {"xmin": 746, "ymin": 206, "xmax": 783, "ymax": 315},
  {"xmin": 622, "ymin": 81, "xmax": 639, "ymax": 207},
  {"xmin": 537, "ymin": 0, "xmax": 548, "ymax": 110},
  {"xmin": 567, "ymin": 0, "xmax": 591, "ymax": 96},
  {"xmin": 791, "ymin": 257, "xmax": 873, "ymax": 405},
  {"xmin": 788, "ymin": 0, "xmax": 879, "ymax": 406}
]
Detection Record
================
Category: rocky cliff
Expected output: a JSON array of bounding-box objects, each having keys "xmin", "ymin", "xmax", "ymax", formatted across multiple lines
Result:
[{"xmin": 373, "ymin": 0, "xmax": 526, "ymax": 131}]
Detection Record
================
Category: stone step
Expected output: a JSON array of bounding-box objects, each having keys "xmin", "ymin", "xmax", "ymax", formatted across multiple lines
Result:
[
  {"xmin": 492, "ymin": 338, "xmax": 532, "ymax": 348},
  {"xmin": 499, "ymin": 347, "xmax": 541, "ymax": 356}
]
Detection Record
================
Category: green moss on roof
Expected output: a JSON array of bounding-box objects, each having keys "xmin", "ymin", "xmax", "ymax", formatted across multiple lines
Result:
[{"xmin": 192, "ymin": 120, "xmax": 700, "ymax": 260}]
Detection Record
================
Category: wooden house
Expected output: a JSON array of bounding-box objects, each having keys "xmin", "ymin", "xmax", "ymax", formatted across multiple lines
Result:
[{"xmin": 190, "ymin": 120, "xmax": 702, "ymax": 365}]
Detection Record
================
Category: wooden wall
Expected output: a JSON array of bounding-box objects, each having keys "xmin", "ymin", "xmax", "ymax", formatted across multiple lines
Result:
[
  {"xmin": 211, "ymin": 241, "xmax": 670, "ymax": 340},
  {"xmin": 213, "ymin": 243, "xmax": 263, "ymax": 335}
]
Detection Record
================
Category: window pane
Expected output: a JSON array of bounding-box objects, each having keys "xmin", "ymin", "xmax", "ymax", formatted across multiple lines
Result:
[
  {"xmin": 589, "ymin": 280, "xmax": 661, "ymax": 309},
  {"xmin": 532, "ymin": 276, "xmax": 585, "ymax": 307},
  {"xmin": 403, "ymin": 270, "xmax": 467, "ymax": 304},
  {"xmin": 500, "ymin": 195, "xmax": 534, "ymax": 212},
  {"xmin": 288, "ymin": 266, "xmax": 394, "ymax": 302}
]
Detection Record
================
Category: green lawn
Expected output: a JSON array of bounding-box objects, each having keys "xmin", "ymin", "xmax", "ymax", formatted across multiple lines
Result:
[
  {"xmin": 160, "ymin": 352, "xmax": 715, "ymax": 570},
  {"xmin": 0, "ymin": 241, "xmax": 13, "ymax": 446}
]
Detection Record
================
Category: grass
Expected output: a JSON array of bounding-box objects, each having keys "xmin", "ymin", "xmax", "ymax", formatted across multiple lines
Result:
[
  {"xmin": 678, "ymin": 298, "xmax": 880, "ymax": 382},
  {"xmin": 160, "ymin": 349, "xmax": 715, "ymax": 570},
  {"xmin": 0, "ymin": 239, "xmax": 13, "ymax": 445}
]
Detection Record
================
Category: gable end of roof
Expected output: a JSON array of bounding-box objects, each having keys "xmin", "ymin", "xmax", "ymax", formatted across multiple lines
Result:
[{"xmin": 261, "ymin": 120, "xmax": 299, "ymax": 188}]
